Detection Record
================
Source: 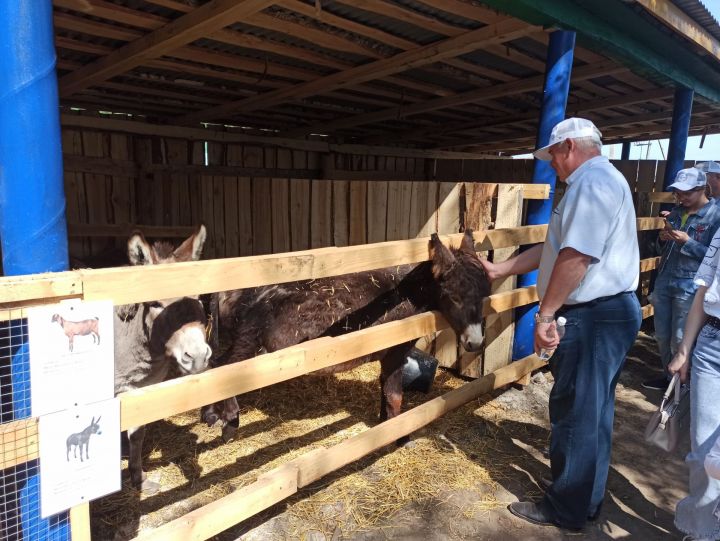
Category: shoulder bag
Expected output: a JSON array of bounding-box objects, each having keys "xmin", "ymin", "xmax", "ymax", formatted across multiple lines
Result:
[{"xmin": 644, "ymin": 373, "xmax": 690, "ymax": 453}]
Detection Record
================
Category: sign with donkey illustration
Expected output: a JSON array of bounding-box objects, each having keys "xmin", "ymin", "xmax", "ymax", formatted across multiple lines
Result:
[
  {"xmin": 27, "ymin": 299, "xmax": 114, "ymax": 417},
  {"xmin": 39, "ymin": 398, "xmax": 121, "ymax": 518}
]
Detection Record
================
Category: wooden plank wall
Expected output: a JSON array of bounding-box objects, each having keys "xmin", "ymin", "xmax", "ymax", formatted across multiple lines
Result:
[{"xmin": 60, "ymin": 127, "xmax": 678, "ymax": 265}]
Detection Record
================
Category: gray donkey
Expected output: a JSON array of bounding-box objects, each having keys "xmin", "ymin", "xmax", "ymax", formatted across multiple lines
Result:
[
  {"xmin": 66, "ymin": 416, "xmax": 101, "ymax": 462},
  {"xmin": 114, "ymin": 225, "xmax": 212, "ymax": 494}
]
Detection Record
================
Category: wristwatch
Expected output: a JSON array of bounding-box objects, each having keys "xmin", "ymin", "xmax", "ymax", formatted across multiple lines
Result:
[{"xmin": 534, "ymin": 312, "xmax": 555, "ymax": 324}]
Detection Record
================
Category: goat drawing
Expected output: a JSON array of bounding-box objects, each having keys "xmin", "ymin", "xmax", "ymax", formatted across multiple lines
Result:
[
  {"xmin": 51, "ymin": 313, "xmax": 100, "ymax": 352},
  {"xmin": 66, "ymin": 416, "xmax": 101, "ymax": 462}
]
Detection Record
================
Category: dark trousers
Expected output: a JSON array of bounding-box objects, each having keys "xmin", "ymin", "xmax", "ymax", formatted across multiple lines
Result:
[{"xmin": 543, "ymin": 291, "xmax": 641, "ymax": 528}]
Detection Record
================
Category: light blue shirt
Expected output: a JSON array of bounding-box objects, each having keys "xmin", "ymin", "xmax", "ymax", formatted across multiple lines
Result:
[{"xmin": 537, "ymin": 155, "xmax": 640, "ymax": 304}]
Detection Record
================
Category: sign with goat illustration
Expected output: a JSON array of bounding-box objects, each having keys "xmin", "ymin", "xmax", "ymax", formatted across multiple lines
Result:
[
  {"xmin": 39, "ymin": 399, "xmax": 120, "ymax": 518},
  {"xmin": 28, "ymin": 299, "xmax": 114, "ymax": 417}
]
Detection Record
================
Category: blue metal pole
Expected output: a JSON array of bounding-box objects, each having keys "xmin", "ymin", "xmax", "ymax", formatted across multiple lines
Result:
[
  {"xmin": 0, "ymin": 1, "xmax": 68, "ymax": 275},
  {"xmin": 512, "ymin": 30, "xmax": 576, "ymax": 360},
  {"xmin": 621, "ymin": 142, "xmax": 631, "ymax": 160},
  {"xmin": 0, "ymin": 2, "xmax": 70, "ymax": 539},
  {"xmin": 663, "ymin": 87, "xmax": 694, "ymax": 190}
]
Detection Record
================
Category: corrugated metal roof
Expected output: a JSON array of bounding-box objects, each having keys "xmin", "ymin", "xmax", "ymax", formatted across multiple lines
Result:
[{"xmin": 672, "ymin": 0, "xmax": 720, "ymax": 41}]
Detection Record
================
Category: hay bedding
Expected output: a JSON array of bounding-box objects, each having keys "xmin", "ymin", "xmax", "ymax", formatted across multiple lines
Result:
[{"xmin": 92, "ymin": 362, "xmax": 543, "ymax": 541}]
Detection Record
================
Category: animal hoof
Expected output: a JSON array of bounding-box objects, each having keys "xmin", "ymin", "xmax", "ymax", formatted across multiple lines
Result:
[
  {"xmin": 203, "ymin": 412, "xmax": 219, "ymax": 427},
  {"xmin": 221, "ymin": 423, "xmax": 238, "ymax": 443}
]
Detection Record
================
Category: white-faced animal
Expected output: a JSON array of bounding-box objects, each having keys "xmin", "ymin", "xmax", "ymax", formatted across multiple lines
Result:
[{"xmin": 114, "ymin": 225, "xmax": 212, "ymax": 493}]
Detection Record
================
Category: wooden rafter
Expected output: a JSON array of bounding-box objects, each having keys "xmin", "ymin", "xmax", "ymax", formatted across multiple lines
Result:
[
  {"xmin": 58, "ymin": 0, "xmax": 277, "ymax": 97},
  {"xmin": 178, "ymin": 18, "xmax": 536, "ymax": 125},
  {"xmin": 445, "ymin": 107, "xmax": 719, "ymax": 152},
  {"xmin": 360, "ymin": 87, "xmax": 675, "ymax": 145},
  {"xmin": 635, "ymin": 0, "xmax": 720, "ymax": 65},
  {"xmin": 284, "ymin": 60, "xmax": 624, "ymax": 136}
]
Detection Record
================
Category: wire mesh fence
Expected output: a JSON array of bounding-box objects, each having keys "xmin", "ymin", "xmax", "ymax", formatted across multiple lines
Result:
[{"xmin": 1, "ymin": 309, "xmax": 71, "ymax": 541}]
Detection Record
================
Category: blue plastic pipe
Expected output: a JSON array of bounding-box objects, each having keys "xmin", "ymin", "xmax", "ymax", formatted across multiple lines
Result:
[
  {"xmin": 621, "ymin": 142, "xmax": 631, "ymax": 160},
  {"xmin": 512, "ymin": 30, "xmax": 576, "ymax": 360},
  {"xmin": 663, "ymin": 87, "xmax": 694, "ymax": 190},
  {"xmin": 0, "ymin": 1, "xmax": 68, "ymax": 275},
  {"xmin": 1, "ymin": 2, "xmax": 69, "ymax": 539}
]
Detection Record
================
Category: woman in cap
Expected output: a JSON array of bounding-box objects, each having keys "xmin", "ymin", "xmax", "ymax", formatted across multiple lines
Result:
[{"xmin": 643, "ymin": 168, "xmax": 720, "ymax": 391}]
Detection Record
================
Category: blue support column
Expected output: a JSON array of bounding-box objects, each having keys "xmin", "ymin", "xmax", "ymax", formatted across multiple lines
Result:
[
  {"xmin": 512, "ymin": 30, "xmax": 576, "ymax": 360},
  {"xmin": 663, "ymin": 87, "xmax": 694, "ymax": 190},
  {"xmin": 0, "ymin": 2, "xmax": 70, "ymax": 539},
  {"xmin": 621, "ymin": 142, "xmax": 631, "ymax": 160}
]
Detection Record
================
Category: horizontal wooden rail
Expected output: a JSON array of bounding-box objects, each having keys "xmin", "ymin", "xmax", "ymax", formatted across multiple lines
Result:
[
  {"xmin": 119, "ymin": 311, "xmax": 449, "ymax": 430},
  {"xmin": 68, "ymin": 224, "xmax": 197, "ymax": 239},
  {"xmin": 0, "ymin": 219, "xmax": 665, "ymax": 308},
  {"xmin": 646, "ymin": 192, "xmax": 675, "ymax": 203},
  {"xmin": 133, "ymin": 354, "xmax": 546, "ymax": 541},
  {"xmin": 640, "ymin": 256, "xmax": 660, "ymax": 273},
  {"xmin": 0, "ymin": 226, "xmax": 548, "ymax": 307},
  {"xmin": 1, "ymin": 418, "xmax": 39, "ymax": 470}
]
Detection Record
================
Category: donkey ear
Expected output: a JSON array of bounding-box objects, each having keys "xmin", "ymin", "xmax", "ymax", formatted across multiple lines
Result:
[
  {"xmin": 90, "ymin": 416, "xmax": 95, "ymax": 424},
  {"xmin": 128, "ymin": 231, "xmax": 155, "ymax": 266},
  {"xmin": 429, "ymin": 233, "xmax": 455, "ymax": 279},
  {"xmin": 459, "ymin": 229, "xmax": 477, "ymax": 257},
  {"xmin": 95, "ymin": 416, "xmax": 101, "ymax": 424},
  {"xmin": 174, "ymin": 224, "xmax": 206, "ymax": 262}
]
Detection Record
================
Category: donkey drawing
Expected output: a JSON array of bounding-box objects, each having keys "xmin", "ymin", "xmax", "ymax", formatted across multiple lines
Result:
[
  {"xmin": 203, "ymin": 230, "xmax": 491, "ymax": 442},
  {"xmin": 114, "ymin": 225, "xmax": 212, "ymax": 493},
  {"xmin": 51, "ymin": 313, "xmax": 100, "ymax": 352},
  {"xmin": 66, "ymin": 416, "xmax": 101, "ymax": 462}
]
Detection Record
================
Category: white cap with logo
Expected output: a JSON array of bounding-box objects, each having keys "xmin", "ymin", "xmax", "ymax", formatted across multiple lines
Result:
[
  {"xmin": 695, "ymin": 161, "xmax": 720, "ymax": 174},
  {"xmin": 668, "ymin": 167, "xmax": 707, "ymax": 191},
  {"xmin": 533, "ymin": 117, "xmax": 603, "ymax": 161}
]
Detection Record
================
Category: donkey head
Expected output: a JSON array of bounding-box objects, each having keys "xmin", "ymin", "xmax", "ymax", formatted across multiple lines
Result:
[
  {"xmin": 89, "ymin": 416, "xmax": 102, "ymax": 435},
  {"xmin": 127, "ymin": 225, "xmax": 212, "ymax": 374},
  {"xmin": 429, "ymin": 230, "xmax": 491, "ymax": 352}
]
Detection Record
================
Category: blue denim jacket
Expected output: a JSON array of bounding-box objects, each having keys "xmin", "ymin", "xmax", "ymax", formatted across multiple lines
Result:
[{"xmin": 657, "ymin": 200, "xmax": 720, "ymax": 292}]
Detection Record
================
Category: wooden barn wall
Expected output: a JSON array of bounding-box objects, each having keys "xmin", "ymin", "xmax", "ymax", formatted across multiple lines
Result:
[{"xmin": 61, "ymin": 127, "xmax": 675, "ymax": 264}]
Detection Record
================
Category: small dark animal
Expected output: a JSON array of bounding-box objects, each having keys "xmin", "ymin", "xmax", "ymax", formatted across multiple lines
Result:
[
  {"xmin": 66, "ymin": 416, "xmax": 101, "ymax": 462},
  {"xmin": 51, "ymin": 313, "xmax": 100, "ymax": 352},
  {"xmin": 114, "ymin": 225, "xmax": 212, "ymax": 493},
  {"xmin": 204, "ymin": 230, "xmax": 491, "ymax": 441}
]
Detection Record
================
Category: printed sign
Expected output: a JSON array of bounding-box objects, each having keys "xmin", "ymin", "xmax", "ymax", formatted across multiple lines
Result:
[
  {"xmin": 39, "ymin": 398, "xmax": 121, "ymax": 518},
  {"xmin": 27, "ymin": 300, "xmax": 114, "ymax": 417}
]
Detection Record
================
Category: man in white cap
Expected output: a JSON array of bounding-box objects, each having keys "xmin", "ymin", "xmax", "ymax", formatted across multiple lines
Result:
[
  {"xmin": 696, "ymin": 161, "xmax": 720, "ymax": 201},
  {"xmin": 480, "ymin": 117, "xmax": 641, "ymax": 531}
]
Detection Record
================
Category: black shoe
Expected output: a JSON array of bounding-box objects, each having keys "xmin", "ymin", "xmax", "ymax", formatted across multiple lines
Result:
[
  {"xmin": 641, "ymin": 377, "xmax": 670, "ymax": 391},
  {"xmin": 508, "ymin": 501, "xmax": 558, "ymax": 527},
  {"xmin": 536, "ymin": 478, "xmax": 602, "ymax": 524},
  {"xmin": 508, "ymin": 501, "xmax": 585, "ymax": 531}
]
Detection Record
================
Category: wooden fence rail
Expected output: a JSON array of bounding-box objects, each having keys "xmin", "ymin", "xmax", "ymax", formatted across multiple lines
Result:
[{"xmin": 0, "ymin": 214, "xmax": 664, "ymax": 539}]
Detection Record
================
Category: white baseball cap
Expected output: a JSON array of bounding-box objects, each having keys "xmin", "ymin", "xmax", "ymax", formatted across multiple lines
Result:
[
  {"xmin": 695, "ymin": 161, "xmax": 720, "ymax": 174},
  {"xmin": 668, "ymin": 167, "xmax": 707, "ymax": 191},
  {"xmin": 533, "ymin": 117, "xmax": 603, "ymax": 161}
]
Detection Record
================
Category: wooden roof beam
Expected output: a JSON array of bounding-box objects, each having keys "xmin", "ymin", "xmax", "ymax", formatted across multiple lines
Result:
[
  {"xmin": 439, "ymin": 107, "xmax": 715, "ymax": 151},
  {"xmin": 58, "ymin": 0, "xmax": 277, "ymax": 97},
  {"xmin": 285, "ymin": 60, "xmax": 624, "ymax": 137},
  {"xmin": 634, "ymin": 0, "xmax": 720, "ymax": 64},
  {"xmin": 59, "ymin": 113, "xmax": 505, "ymax": 160},
  {"xmin": 360, "ymin": 87, "xmax": 675, "ymax": 145},
  {"xmin": 178, "ymin": 18, "xmax": 537, "ymax": 125}
]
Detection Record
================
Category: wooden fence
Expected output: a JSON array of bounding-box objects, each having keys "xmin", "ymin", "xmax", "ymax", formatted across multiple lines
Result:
[
  {"xmin": 59, "ymin": 121, "xmax": 693, "ymax": 266},
  {"xmin": 0, "ymin": 185, "xmax": 664, "ymax": 539}
]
